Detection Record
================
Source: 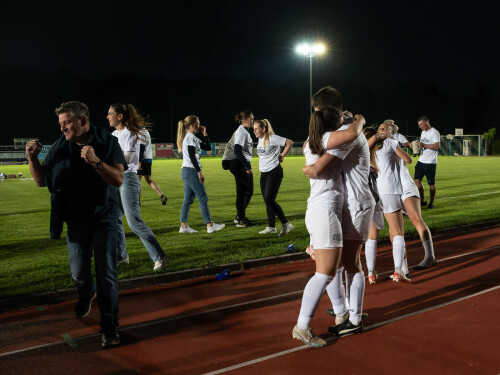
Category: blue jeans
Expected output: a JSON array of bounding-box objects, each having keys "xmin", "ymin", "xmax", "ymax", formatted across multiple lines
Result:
[
  {"xmin": 117, "ymin": 173, "xmax": 165, "ymax": 262},
  {"xmin": 180, "ymin": 167, "xmax": 211, "ymax": 223},
  {"xmin": 66, "ymin": 213, "xmax": 119, "ymax": 331}
]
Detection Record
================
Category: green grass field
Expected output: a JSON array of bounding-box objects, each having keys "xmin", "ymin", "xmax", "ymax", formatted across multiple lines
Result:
[{"xmin": 1, "ymin": 156, "xmax": 499, "ymax": 298}]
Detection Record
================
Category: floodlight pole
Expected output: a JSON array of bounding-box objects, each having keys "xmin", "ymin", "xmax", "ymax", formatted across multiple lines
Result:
[{"xmin": 309, "ymin": 53, "xmax": 313, "ymax": 116}]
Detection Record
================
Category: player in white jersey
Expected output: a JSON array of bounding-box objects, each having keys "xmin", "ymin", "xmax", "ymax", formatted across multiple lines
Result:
[
  {"xmin": 375, "ymin": 123, "xmax": 412, "ymax": 282},
  {"xmin": 107, "ymin": 103, "xmax": 167, "ymax": 271},
  {"xmin": 137, "ymin": 128, "xmax": 168, "ymax": 205},
  {"xmin": 176, "ymin": 116, "xmax": 225, "ymax": 234},
  {"xmin": 389, "ymin": 124, "xmax": 437, "ymax": 270},
  {"xmin": 292, "ymin": 102, "xmax": 365, "ymax": 348},
  {"xmin": 253, "ymin": 119, "xmax": 295, "ymax": 236}
]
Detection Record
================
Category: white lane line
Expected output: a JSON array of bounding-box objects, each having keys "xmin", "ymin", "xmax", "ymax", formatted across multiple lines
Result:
[
  {"xmin": 1, "ymin": 245, "xmax": 499, "ymax": 358},
  {"xmin": 202, "ymin": 285, "xmax": 500, "ymax": 375},
  {"xmin": 436, "ymin": 191, "xmax": 500, "ymax": 200}
]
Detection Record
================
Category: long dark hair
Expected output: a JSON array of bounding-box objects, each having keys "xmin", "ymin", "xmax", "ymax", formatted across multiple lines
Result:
[
  {"xmin": 308, "ymin": 107, "xmax": 342, "ymax": 155},
  {"xmin": 111, "ymin": 103, "xmax": 152, "ymax": 136}
]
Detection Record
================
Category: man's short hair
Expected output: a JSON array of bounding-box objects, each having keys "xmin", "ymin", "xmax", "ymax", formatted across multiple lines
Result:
[
  {"xmin": 55, "ymin": 101, "xmax": 90, "ymax": 120},
  {"xmin": 418, "ymin": 115, "xmax": 429, "ymax": 123}
]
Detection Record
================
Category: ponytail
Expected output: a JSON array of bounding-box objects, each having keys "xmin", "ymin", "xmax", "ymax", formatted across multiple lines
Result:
[
  {"xmin": 308, "ymin": 107, "xmax": 342, "ymax": 155},
  {"xmin": 255, "ymin": 119, "xmax": 275, "ymax": 149},
  {"xmin": 176, "ymin": 115, "xmax": 199, "ymax": 151},
  {"xmin": 110, "ymin": 103, "xmax": 152, "ymax": 136}
]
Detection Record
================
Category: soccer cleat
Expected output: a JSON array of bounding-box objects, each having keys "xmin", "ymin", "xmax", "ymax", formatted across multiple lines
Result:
[
  {"xmin": 326, "ymin": 309, "xmax": 368, "ymax": 322},
  {"xmin": 117, "ymin": 256, "xmax": 129, "ymax": 265},
  {"xmin": 292, "ymin": 325, "xmax": 327, "ymax": 348},
  {"xmin": 207, "ymin": 222, "xmax": 225, "ymax": 233},
  {"xmin": 259, "ymin": 227, "xmax": 277, "ymax": 234},
  {"xmin": 328, "ymin": 319, "xmax": 363, "ymax": 336},
  {"xmin": 305, "ymin": 246, "xmax": 315, "ymax": 260},
  {"xmin": 335, "ymin": 311, "xmax": 349, "ymax": 325},
  {"xmin": 392, "ymin": 271, "xmax": 411, "ymax": 283},
  {"xmin": 421, "ymin": 200, "xmax": 428, "ymax": 207},
  {"xmin": 179, "ymin": 226, "xmax": 198, "ymax": 233},
  {"xmin": 236, "ymin": 218, "xmax": 255, "ymax": 227},
  {"xmin": 160, "ymin": 194, "xmax": 168, "ymax": 205},
  {"xmin": 427, "ymin": 203, "xmax": 434, "ymax": 209},
  {"xmin": 75, "ymin": 291, "xmax": 96, "ymax": 318},
  {"xmin": 101, "ymin": 328, "xmax": 120, "ymax": 348},
  {"xmin": 233, "ymin": 216, "xmax": 240, "ymax": 224},
  {"xmin": 278, "ymin": 222, "xmax": 294, "ymax": 237},
  {"xmin": 153, "ymin": 256, "xmax": 168, "ymax": 271},
  {"xmin": 413, "ymin": 257, "xmax": 437, "ymax": 270},
  {"xmin": 368, "ymin": 270, "xmax": 378, "ymax": 284}
]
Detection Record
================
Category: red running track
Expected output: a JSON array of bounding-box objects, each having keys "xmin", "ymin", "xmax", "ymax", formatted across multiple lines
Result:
[{"xmin": 0, "ymin": 226, "xmax": 499, "ymax": 374}]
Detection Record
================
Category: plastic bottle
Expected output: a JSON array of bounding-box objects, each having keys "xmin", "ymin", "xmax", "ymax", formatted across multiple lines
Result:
[
  {"xmin": 286, "ymin": 244, "xmax": 295, "ymax": 253},
  {"xmin": 216, "ymin": 269, "xmax": 230, "ymax": 280}
]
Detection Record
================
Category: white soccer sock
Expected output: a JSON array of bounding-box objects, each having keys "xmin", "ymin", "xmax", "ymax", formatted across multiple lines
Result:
[
  {"xmin": 346, "ymin": 271, "xmax": 365, "ymax": 325},
  {"xmin": 297, "ymin": 272, "xmax": 333, "ymax": 329},
  {"xmin": 326, "ymin": 267, "xmax": 347, "ymax": 316},
  {"xmin": 364, "ymin": 239, "xmax": 377, "ymax": 272},
  {"xmin": 392, "ymin": 235, "xmax": 405, "ymax": 271},
  {"xmin": 401, "ymin": 256, "xmax": 409, "ymax": 275}
]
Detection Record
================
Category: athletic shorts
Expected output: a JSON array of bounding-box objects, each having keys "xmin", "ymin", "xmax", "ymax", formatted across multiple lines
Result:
[
  {"xmin": 401, "ymin": 181, "xmax": 420, "ymax": 202},
  {"xmin": 372, "ymin": 201, "xmax": 384, "ymax": 230},
  {"xmin": 380, "ymin": 194, "xmax": 403, "ymax": 214},
  {"xmin": 138, "ymin": 160, "xmax": 152, "ymax": 176},
  {"xmin": 342, "ymin": 200, "xmax": 375, "ymax": 242},
  {"xmin": 305, "ymin": 204, "xmax": 343, "ymax": 249},
  {"xmin": 414, "ymin": 161, "xmax": 436, "ymax": 185}
]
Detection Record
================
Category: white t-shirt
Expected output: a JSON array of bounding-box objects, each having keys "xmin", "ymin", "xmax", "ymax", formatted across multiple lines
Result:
[
  {"xmin": 398, "ymin": 158, "xmax": 414, "ymax": 188},
  {"xmin": 419, "ymin": 127, "xmax": 440, "ymax": 164},
  {"xmin": 392, "ymin": 133, "xmax": 409, "ymax": 146},
  {"xmin": 234, "ymin": 125, "xmax": 253, "ymax": 162},
  {"xmin": 113, "ymin": 127, "xmax": 139, "ymax": 174},
  {"xmin": 329, "ymin": 125, "xmax": 373, "ymax": 206},
  {"xmin": 376, "ymin": 138, "xmax": 403, "ymax": 195},
  {"xmin": 181, "ymin": 132, "xmax": 201, "ymax": 169},
  {"xmin": 304, "ymin": 132, "xmax": 344, "ymax": 208},
  {"xmin": 138, "ymin": 129, "xmax": 153, "ymax": 160},
  {"xmin": 256, "ymin": 134, "xmax": 286, "ymax": 172}
]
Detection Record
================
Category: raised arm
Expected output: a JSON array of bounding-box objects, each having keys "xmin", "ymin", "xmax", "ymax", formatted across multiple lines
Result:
[
  {"xmin": 326, "ymin": 114, "xmax": 366, "ymax": 149},
  {"xmin": 81, "ymin": 146, "xmax": 124, "ymax": 187},
  {"xmin": 25, "ymin": 139, "xmax": 45, "ymax": 187},
  {"xmin": 367, "ymin": 133, "xmax": 386, "ymax": 149},
  {"xmin": 395, "ymin": 145, "xmax": 412, "ymax": 164},
  {"xmin": 302, "ymin": 153, "xmax": 336, "ymax": 178}
]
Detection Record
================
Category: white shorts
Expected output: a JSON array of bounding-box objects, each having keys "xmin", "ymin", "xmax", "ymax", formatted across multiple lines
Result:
[
  {"xmin": 401, "ymin": 182, "xmax": 420, "ymax": 202},
  {"xmin": 305, "ymin": 204, "xmax": 343, "ymax": 249},
  {"xmin": 342, "ymin": 200, "xmax": 375, "ymax": 242},
  {"xmin": 380, "ymin": 194, "xmax": 403, "ymax": 214},
  {"xmin": 372, "ymin": 201, "xmax": 384, "ymax": 230}
]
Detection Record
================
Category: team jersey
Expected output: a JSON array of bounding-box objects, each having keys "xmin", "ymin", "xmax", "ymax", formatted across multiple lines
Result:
[
  {"xmin": 256, "ymin": 134, "xmax": 286, "ymax": 172},
  {"xmin": 181, "ymin": 132, "xmax": 202, "ymax": 169},
  {"xmin": 375, "ymin": 138, "xmax": 403, "ymax": 195},
  {"xmin": 392, "ymin": 133, "xmax": 409, "ymax": 147},
  {"xmin": 222, "ymin": 125, "xmax": 252, "ymax": 162},
  {"xmin": 419, "ymin": 127, "xmax": 440, "ymax": 164},
  {"xmin": 113, "ymin": 127, "xmax": 139, "ymax": 174},
  {"xmin": 304, "ymin": 132, "xmax": 344, "ymax": 208}
]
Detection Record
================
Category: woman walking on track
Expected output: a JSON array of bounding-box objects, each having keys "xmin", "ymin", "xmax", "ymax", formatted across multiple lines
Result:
[
  {"xmin": 222, "ymin": 111, "xmax": 255, "ymax": 227},
  {"xmin": 107, "ymin": 103, "xmax": 167, "ymax": 271},
  {"xmin": 374, "ymin": 122, "xmax": 412, "ymax": 282},
  {"xmin": 137, "ymin": 127, "xmax": 168, "ymax": 205},
  {"xmin": 293, "ymin": 88, "xmax": 365, "ymax": 348},
  {"xmin": 253, "ymin": 119, "xmax": 294, "ymax": 236},
  {"xmin": 176, "ymin": 115, "xmax": 225, "ymax": 234}
]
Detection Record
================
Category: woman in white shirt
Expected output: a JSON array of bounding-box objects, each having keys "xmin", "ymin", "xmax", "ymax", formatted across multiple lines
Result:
[
  {"xmin": 253, "ymin": 119, "xmax": 294, "ymax": 236},
  {"xmin": 176, "ymin": 115, "xmax": 224, "ymax": 234},
  {"xmin": 107, "ymin": 103, "xmax": 167, "ymax": 271},
  {"xmin": 221, "ymin": 111, "xmax": 255, "ymax": 227}
]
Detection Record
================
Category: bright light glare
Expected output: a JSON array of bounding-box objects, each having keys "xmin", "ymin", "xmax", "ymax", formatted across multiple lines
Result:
[{"xmin": 295, "ymin": 42, "xmax": 326, "ymax": 56}]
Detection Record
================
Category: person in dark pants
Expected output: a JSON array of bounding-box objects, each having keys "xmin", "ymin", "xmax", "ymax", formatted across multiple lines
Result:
[
  {"xmin": 26, "ymin": 101, "xmax": 127, "ymax": 348},
  {"xmin": 253, "ymin": 119, "xmax": 294, "ymax": 236},
  {"xmin": 222, "ymin": 111, "xmax": 255, "ymax": 227}
]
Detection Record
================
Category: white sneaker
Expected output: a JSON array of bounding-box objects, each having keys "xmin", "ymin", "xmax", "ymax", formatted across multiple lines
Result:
[
  {"xmin": 153, "ymin": 256, "xmax": 168, "ymax": 271},
  {"xmin": 259, "ymin": 227, "xmax": 277, "ymax": 234},
  {"xmin": 278, "ymin": 222, "xmax": 294, "ymax": 237},
  {"xmin": 179, "ymin": 226, "xmax": 198, "ymax": 233},
  {"xmin": 117, "ymin": 256, "xmax": 129, "ymax": 265},
  {"xmin": 207, "ymin": 222, "xmax": 225, "ymax": 233}
]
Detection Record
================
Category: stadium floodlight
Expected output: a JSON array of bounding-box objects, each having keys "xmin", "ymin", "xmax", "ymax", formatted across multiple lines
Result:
[{"xmin": 295, "ymin": 42, "xmax": 326, "ymax": 115}]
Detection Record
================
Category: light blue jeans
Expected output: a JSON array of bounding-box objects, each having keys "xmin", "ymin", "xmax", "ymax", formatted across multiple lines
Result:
[
  {"xmin": 117, "ymin": 173, "xmax": 165, "ymax": 262},
  {"xmin": 180, "ymin": 167, "xmax": 211, "ymax": 223}
]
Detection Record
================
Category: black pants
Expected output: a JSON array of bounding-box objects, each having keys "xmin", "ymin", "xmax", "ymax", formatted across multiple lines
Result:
[
  {"xmin": 228, "ymin": 160, "xmax": 254, "ymax": 219},
  {"xmin": 260, "ymin": 164, "xmax": 287, "ymax": 227}
]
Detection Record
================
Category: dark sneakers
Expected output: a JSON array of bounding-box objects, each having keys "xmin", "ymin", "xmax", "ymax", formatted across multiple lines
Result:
[
  {"xmin": 413, "ymin": 257, "xmax": 437, "ymax": 270},
  {"xmin": 421, "ymin": 200, "xmax": 428, "ymax": 206},
  {"xmin": 75, "ymin": 291, "xmax": 96, "ymax": 318},
  {"xmin": 160, "ymin": 195, "xmax": 168, "ymax": 205},
  {"xmin": 101, "ymin": 328, "xmax": 120, "ymax": 348},
  {"xmin": 236, "ymin": 218, "xmax": 255, "ymax": 227},
  {"xmin": 328, "ymin": 319, "xmax": 363, "ymax": 336},
  {"xmin": 427, "ymin": 203, "xmax": 434, "ymax": 209}
]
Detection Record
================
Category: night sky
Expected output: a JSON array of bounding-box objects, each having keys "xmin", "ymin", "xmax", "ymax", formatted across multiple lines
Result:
[{"xmin": 2, "ymin": 0, "xmax": 499, "ymax": 146}]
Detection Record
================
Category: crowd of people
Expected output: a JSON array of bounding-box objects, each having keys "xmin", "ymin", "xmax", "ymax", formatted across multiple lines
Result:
[{"xmin": 25, "ymin": 89, "xmax": 439, "ymax": 348}]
